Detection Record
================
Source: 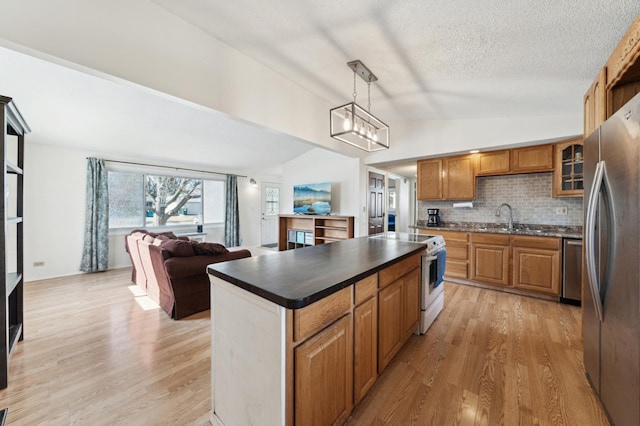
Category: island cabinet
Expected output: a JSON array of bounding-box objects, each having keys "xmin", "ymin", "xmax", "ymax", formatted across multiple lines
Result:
[
  {"xmin": 377, "ymin": 259, "xmax": 420, "ymax": 372},
  {"xmin": 470, "ymin": 233, "xmax": 510, "ymax": 287},
  {"xmin": 208, "ymin": 237, "xmax": 424, "ymax": 426},
  {"xmin": 353, "ymin": 274, "xmax": 378, "ymax": 404}
]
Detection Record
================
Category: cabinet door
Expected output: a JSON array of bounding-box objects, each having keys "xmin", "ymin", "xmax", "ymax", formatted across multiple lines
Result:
[
  {"xmin": 443, "ymin": 155, "xmax": 475, "ymax": 200},
  {"xmin": 417, "ymin": 159, "xmax": 443, "ymax": 200},
  {"xmin": 353, "ymin": 297, "xmax": 377, "ymax": 404},
  {"xmin": 470, "ymin": 239, "xmax": 510, "ymax": 286},
  {"xmin": 295, "ymin": 314, "xmax": 353, "ymax": 426},
  {"xmin": 512, "ymin": 247, "xmax": 561, "ymax": 295},
  {"xmin": 378, "ymin": 280, "xmax": 403, "ymax": 372},
  {"xmin": 553, "ymin": 138, "xmax": 584, "ymax": 198},
  {"xmin": 476, "ymin": 150, "xmax": 510, "ymax": 176},
  {"xmin": 402, "ymin": 268, "xmax": 421, "ymax": 339},
  {"xmin": 510, "ymin": 145, "xmax": 554, "ymax": 173}
]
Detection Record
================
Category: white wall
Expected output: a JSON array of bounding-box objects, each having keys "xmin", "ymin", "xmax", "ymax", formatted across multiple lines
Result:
[
  {"xmin": 24, "ymin": 142, "xmax": 268, "ymax": 282},
  {"xmin": 282, "ymin": 148, "xmax": 362, "ymax": 234},
  {"xmin": 0, "ymin": 0, "xmax": 364, "ymax": 160},
  {"xmin": 365, "ymin": 115, "xmax": 582, "ymax": 166}
]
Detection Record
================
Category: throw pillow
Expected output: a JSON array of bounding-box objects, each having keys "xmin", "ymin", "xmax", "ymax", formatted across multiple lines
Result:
[
  {"xmin": 190, "ymin": 241, "xmax": 229, "ymax": 256},
  {"xmin": 161, "ymin": 239, "xmax": 195, "ymax": 257}
]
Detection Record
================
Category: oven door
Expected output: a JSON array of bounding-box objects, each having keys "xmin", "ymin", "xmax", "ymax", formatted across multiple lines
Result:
[{"xmin": 421, "ymin": 252, "xmax": 438, "ymax": 309}]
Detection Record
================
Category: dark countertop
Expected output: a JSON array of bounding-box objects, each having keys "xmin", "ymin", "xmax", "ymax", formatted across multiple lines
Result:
[
  {"xmin": 208, "ymin": 236, "xmax": 425, "ymax": 309},
  {"xmin": 413, "ymin": 221, "xmax": 582, "ymax": 239}
]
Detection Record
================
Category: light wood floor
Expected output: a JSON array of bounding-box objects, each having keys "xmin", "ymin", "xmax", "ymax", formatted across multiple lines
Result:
[{"xmin": 1, "ymin": 269, "xmax": 609, "ymax": 425}]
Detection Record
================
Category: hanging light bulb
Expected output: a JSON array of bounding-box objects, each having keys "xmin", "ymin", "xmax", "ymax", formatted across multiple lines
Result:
[
  {"xmin": 353, "ymin": 119, "xmax": 359, "ymax": 132},
  {"xmin": 367, "ymin": 125, "xmax": 372, "ymax": 139},
  {"xmin": 373, "ymin": 129, "xmax": 378, "ymax": 142},
  {"xmin": 343, "ymin": 108, "xmax": 351, "ymax": 131},
  {"xmin": 359, "ymin": 121, "xmax": 365, "ymax": 135}
]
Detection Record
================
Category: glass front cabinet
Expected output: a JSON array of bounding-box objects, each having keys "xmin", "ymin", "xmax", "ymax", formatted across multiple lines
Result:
[{"xmin": 553, "ymin": 138, "xmax": 583, "ymax": 197}]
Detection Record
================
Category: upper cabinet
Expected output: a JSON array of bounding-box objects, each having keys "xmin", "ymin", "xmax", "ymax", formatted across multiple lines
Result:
[
  {"xmin": 553, "ymin": 137, "xmax": 584, "ymax": 198},
  {"xmin": 476, "ymin": 150, "xmax": 510, "ymax": 176},
  {"xmin": 510, "ymin": 145, "xmax": 554, "ymax": 173},
  {"xmin": 417, "ymin": 155, "xmax": 474, "ymax": 201},
  {"xmin": 417, "ymin": 159, "xmax": 443, "ymax": 200},
  {"xmin": 443, "ymin": 155, "xmax": 475, "ymax": 200},
  {"xmin": 584, "ymin": 69, "xmax": 607, "ymax": 138},
  {"xmin": 585, "ymin": 13, "xmax": 640, "ymax": 137}
]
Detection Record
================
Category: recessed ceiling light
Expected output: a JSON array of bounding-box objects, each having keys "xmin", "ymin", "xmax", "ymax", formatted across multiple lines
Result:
[{"xmin": 469, "ymin": 149, "xmax": 480, "ymax": 154}]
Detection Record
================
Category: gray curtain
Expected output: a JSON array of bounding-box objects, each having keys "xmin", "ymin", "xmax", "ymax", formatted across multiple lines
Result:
[
  {"xmin": 224, "ymin": 174, "xmax": 241, "ymax": 247},
  {"xmin": 80, "ymin": 157, "xmax": 109, "ymax": 272}
]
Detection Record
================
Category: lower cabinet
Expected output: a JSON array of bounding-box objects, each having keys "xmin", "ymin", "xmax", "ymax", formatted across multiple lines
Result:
[
  {"xmin": 295, "ymin": 314, "xmax": 353, "ymax": 426},
  {"xmin": 423, "ymin": 230, "xmax": 469, "ymax": 279},
  {"xmin": 512, "ymin": 236, "xmax": 561, "ymax": 295},
  {"xmin": 353, "ymin": 297, "xmax": 377, "ymax": 404},
  {"xmin": 378, "ymin": 259, "xmax": 421, "ymax": 372},
  {"xmin": 470, "ymin": 234, "xmax": 510, "ymax": 286},
  {"xmin": 465, "ymin": 233, "xmax": 562, "ymax": 297}
]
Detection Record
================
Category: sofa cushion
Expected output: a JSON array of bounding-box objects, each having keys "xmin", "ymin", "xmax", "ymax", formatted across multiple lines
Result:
[
  {"xmin": 161, "ymin": 239, "xmax": 195, "ymax": 257},
  {"xmin": 190, "ymin": 241, "xmax": 229, "ymax": 256}
]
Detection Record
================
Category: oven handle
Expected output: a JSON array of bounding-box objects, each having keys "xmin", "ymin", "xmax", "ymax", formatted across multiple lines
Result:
[{"xmin": 424, "ymin": 254, "xmax": 438, "ymax": 261}]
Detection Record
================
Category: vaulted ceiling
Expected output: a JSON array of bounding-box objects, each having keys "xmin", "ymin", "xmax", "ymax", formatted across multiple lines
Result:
[{"xmin": 0, "ymin": 1, "xmax": 638, "ymax": 177}]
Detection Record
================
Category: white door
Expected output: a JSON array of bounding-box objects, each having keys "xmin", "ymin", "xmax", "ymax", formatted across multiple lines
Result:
[{"xmin": 261, "ymin": 182, "xmax": 281, "ymax": 247}]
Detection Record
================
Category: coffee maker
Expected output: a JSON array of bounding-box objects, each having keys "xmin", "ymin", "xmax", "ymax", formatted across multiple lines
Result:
[{"xmin": 427, "ymin": 209, "xmax": 441, "ymax": 227}]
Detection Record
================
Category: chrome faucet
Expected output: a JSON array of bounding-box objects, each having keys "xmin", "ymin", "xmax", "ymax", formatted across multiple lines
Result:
[{"xmin": 495, "ymin": 203, "xmax": 514, "ymax": 230}]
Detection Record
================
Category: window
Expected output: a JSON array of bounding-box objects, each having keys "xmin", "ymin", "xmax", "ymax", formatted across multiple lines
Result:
[{"xmin": 108, "ymin": 170, "xmax": 225, "ymax": 229}]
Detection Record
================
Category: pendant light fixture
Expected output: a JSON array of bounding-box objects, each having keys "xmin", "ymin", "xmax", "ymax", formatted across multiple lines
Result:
[{"xmin": 330, "ymin": 60, "xmax": 389, "ymax": 152}]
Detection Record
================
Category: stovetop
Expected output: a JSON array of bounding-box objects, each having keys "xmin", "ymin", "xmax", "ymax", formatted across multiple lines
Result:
[{"xmin": 370, "ymin": 232, "xmax": 445, "ymax": 253}]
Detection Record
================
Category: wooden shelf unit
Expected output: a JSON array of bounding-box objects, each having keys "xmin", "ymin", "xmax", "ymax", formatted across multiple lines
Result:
[
  {"xmin": 278, "ymin": 215, "xmax": 354, "ymax": 251},
  {"xmin": 1, "ymin": 95, "xmax": 30, "ymax": 390}
]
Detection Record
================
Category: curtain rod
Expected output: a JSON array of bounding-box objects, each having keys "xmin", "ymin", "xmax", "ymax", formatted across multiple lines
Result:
[{"xmin": 89, "ymin": 158, "xmax": 248, "ymax": 178}]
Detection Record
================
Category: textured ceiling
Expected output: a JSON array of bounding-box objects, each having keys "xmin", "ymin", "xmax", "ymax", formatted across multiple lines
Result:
[{"xmin": 153, "ymin": 0, "xmax": 639, "ymax": 121}]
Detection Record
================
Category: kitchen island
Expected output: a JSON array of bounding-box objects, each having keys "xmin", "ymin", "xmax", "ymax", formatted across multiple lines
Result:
[{"xmin": 207, "ymin": 236, "xmax": 426, "ymax": 426}]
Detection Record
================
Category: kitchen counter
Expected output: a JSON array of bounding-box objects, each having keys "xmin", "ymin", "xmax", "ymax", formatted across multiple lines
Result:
[
  {"xmin": 413, "ymin": 221, "xmax": 582, "ymax": 239},
  {"xmin": 208, "ymin": 236, "xmax": 425, "ymax": 308}
]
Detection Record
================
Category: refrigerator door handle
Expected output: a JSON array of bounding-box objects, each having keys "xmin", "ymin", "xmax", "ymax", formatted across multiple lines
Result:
[{"xmin": 585, "ymin": 160, "xmax": 605, "ymax": 322}]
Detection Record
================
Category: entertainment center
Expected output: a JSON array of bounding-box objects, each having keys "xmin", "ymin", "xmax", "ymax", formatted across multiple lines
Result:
[{"xmin": 278, "ymin": 214, "xmax": 354, "ymax": 251}]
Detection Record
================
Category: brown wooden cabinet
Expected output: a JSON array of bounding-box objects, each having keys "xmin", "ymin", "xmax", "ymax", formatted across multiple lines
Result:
[
  {"xmin": 417, "ymin": 155, "xmax": 474, "ymax": 200},
  {"xmin": 295, "ymin": 314, "xmax": 353, "ymax": 426},
  {"xmin": 443, "ymin": 155, "xmax": 475, "ymax": 199},
  {"xmin": 421, "ymin": 229, "xmax": 469, "ymax": 279},
  {"xmin": 377, "ymin": 254, "xmax": 420, "ymax": 372},
  {"xmin": 417, "ymin": 158, "xmax": 443, "ymax": 200},
  {"xmin": 402, "ymin": 268, "xmax": 421, "ymax": 339},
  {"xmin": 476, "ymin": 150, "xmax": 510, "ymax": 176},
  {"xmin": 377, "ymin": 278, "xmax": 404, "ymax": 372},
  {"xmin": 585, "ymin": 14, "xmax": 640, "ymax": 138},
  {"xmin": 353, "ymin": 275, "xmax": 377, "ymax": 404},
  {"xmin": 584, "ymin": 69, "xmax": 607, "ymax": 138},
  {"xmin": 278, "ymin": 215, "xmax": 354, "ymax": 251},
  {"xmin": 510, "ymin": 145, "xmax": 554, "ymax": 173},
  {"xmin": 470, "ymin": 233, "xmax": 510, "ymax": 287},
  {"xmin": 553, "ymin": 137, "xmax": 584, "ymax": 197},
  {"xmin": 512, "ymin": 236, "xmax": 561, "ymax": 296}
]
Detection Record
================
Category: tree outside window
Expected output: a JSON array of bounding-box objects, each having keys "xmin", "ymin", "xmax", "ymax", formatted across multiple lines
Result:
[{"xmin": 108, "ymin": 170, "xmax": 224, "ymax": 229}]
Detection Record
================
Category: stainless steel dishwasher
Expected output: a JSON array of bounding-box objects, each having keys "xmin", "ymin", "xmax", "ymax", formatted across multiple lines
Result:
[{"xmin": 561, "ymin": 238, "xmax": 582, "ymax": 305}]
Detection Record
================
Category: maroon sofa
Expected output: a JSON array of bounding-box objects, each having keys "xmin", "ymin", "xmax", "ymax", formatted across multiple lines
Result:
[{"xmin": 148, "ymin": 239, "xmax": 251, "ymax": 319}]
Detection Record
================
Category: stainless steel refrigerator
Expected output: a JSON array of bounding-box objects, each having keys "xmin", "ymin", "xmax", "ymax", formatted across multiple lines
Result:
[{"xmin": 584, "ymin": 92, "xmax": 640, "ymax": 426}]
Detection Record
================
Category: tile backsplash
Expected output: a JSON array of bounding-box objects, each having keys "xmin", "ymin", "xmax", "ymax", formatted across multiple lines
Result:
[{"xmin": 418, "ymin": 173, "xmax": 583, "ymax": 226}]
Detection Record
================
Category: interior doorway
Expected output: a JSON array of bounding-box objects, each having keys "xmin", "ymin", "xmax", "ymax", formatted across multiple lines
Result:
[
  {"xmin": 368, "ymin": 171, "xmax": 385, "ymax": 235},
  {"xmin": 260, "ymin": 182, "xmax": 281, "ymax": 248}
]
